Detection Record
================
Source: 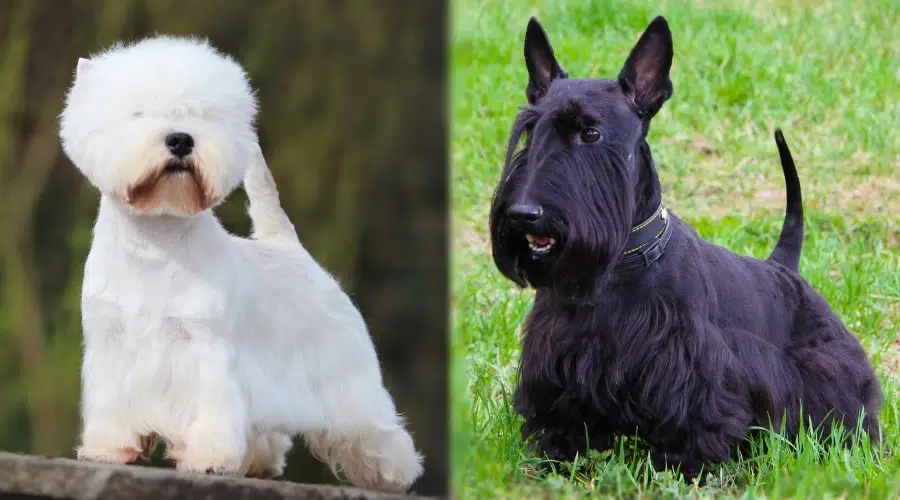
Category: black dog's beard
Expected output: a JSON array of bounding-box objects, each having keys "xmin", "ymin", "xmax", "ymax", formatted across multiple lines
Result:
[
  {"xmin": 490, "ymin": 208, "xmax": 567, "ymax": 287},
  {"xmin": 490, "ymin": 144, "xmax": 635, "ymax": 299}
]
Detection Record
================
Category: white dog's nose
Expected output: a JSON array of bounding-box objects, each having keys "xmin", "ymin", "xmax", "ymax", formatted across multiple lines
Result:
[{"xmin": 166, "ymin": 132, "xmax": 194, "ymax": 158}]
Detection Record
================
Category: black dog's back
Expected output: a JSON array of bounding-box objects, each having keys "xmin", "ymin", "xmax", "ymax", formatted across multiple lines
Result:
[{"xmin": 692, "ymin": 230, "xmax": 882, "ymax": 435}]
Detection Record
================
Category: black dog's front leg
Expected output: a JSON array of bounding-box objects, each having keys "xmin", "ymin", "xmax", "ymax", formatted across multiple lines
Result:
[
  {"xmin": 514, "ymin": 381, "xmax": 613, "ymax": 463},
  {"xmin": 648, "ymin": 357, "xmax": 753, "ymax": 485}
]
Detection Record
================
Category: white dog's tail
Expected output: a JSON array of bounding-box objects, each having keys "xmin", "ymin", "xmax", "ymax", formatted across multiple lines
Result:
[{"xmin": 244, "ymin": 145, "xmax": 299, "ymax": 243}]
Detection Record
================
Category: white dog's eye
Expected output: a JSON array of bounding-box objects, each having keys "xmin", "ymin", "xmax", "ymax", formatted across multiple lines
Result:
[{"xmin": 133, "ymin": 111, "xmax": 144, "ymax": 118}]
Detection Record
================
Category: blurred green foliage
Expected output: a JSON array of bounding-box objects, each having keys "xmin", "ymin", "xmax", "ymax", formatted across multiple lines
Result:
[{"xmin": 0, "ymin": 0, "xmax": 447, "ymax": 494}]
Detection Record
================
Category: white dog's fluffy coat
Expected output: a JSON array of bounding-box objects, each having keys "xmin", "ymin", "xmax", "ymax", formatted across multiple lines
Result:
[{"xmin": 58, "ymin": 36, "xmax": 423, "ymax": 492}]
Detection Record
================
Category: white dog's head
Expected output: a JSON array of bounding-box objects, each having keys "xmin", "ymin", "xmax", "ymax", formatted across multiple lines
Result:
[{"xmin": 59, "ymin": 36, "xmax": 258, "ymax": 216}]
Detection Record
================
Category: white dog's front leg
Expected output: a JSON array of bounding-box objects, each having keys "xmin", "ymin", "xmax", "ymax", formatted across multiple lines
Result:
[
  {"xmin": 78, "ymin": 350, "xmax": 146, "ymax": 465},
  {"xmin": 77, "ymin": 308, "xmax": 150, "ymax": 465},
  {"xmin": 167, "ymin": 337, "xmax": 249, "ymax": 476}
]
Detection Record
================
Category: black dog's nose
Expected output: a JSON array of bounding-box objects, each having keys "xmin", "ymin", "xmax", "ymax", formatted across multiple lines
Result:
[
  {"xmin": 165, "ymin": 132, "xmax": 194, "ymax": 158},
  {"xmin": 507, "ymin": 203, "xmax": 544, "ymax": 223}
]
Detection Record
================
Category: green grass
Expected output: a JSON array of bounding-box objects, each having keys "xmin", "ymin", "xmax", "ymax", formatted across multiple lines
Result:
[{"xmin": 451, "ymin": 0, "xmax": 900, "ymax": 497}]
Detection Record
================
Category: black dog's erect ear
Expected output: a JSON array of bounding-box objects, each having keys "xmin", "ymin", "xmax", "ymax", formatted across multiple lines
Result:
[
  {"xmin": 618, "ymin": 16, "xmax": 674, "ymax": 118},
  {"xmin": 524, "ymin": 17, "xmax": 568, "ymax": 105}
]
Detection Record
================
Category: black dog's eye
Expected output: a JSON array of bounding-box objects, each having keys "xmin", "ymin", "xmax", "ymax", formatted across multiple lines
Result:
[{"xmin": 580, "ymin": 127, "xmax": 602, "ymax": 144}]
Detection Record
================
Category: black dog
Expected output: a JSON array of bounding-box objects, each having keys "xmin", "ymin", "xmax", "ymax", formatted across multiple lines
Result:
[{"xmin": 488, "ymin": 16, "xmax": 882, "ymax": 482}]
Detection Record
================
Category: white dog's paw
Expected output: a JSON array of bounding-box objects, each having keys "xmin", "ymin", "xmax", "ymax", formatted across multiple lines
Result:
[
  {"xmin": 172, "ymin": 443, "xmax": 245, "ymax": 476},
  {"xmin": 243, "ymin": 432, "xmax": 293, "ymax": 479},
  {"xmin": 77, "ymin": 431, "xmax": 158, "ymax": 465},
  {"xmin": 307, "ymin": 428, "xmax": 424, "ymax": 493},
  {"xmin": 357, "ymin": 430, "xmax": 424, "ymax": 493},
  {"xmin": 76, "ymin": 444, "xmax": 143, "ymax": 465},
  {"xmin": 175, "ymin": 453, "xmax": 244, "ymax": 476}
]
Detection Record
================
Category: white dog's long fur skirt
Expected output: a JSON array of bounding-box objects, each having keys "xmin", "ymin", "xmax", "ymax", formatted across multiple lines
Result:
[{"xmin": 58, "ymin": 36, "xmax": 423, "ymax": 493}]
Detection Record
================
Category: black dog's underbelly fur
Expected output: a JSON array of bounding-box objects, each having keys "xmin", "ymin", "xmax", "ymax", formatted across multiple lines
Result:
[{"xmin": 513, "ymin": 223, "xmax": 882, "ymax": 480}]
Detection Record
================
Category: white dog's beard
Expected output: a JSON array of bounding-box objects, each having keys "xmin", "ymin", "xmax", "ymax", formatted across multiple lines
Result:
[{"xmin": 125, "ymin": 159, "xmax": 215, "ymax": 215}]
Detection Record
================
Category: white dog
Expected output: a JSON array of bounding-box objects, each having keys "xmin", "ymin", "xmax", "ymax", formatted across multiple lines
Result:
[{"xmin": 58, "ymin": 35, "xmax": 424, "ymax": 492}]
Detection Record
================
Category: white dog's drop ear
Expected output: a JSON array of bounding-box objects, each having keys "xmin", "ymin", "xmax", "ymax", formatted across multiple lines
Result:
[{"xmin": 76, "ymin": 58, "xmax": 94, "ymax": 78}]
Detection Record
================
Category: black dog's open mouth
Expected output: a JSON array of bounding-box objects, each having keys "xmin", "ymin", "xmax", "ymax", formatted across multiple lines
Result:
[{"xmin": 525, "ymin": 233, "xmax": 557, "ymax": 255}]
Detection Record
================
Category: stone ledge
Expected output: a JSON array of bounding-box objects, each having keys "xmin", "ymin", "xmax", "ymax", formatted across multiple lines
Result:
[{"xmin": 0, "ymin": 452, "xmax": 428, "ymax": 500}]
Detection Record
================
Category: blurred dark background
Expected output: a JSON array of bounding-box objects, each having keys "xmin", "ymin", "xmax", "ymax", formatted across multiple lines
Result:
[{"xmin": 0, "ymin": 0, "xmax": 447, "ymax": 495}]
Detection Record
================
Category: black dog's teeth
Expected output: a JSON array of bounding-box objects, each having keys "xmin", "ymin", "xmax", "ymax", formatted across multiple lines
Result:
[{"xmin": 526, "ymin": 233, "xmax": 556, "ymax": 254}]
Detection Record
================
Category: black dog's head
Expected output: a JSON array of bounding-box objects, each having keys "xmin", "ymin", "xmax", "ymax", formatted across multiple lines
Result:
[{"xmin": 489, "ymin": 16, "xmax": 674, "ymax": 296}]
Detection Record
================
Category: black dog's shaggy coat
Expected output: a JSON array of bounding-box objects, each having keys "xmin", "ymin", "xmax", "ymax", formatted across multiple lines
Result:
[{"xmin": 488, "ymin": 16, "xmax": 882, "ymax": 481}]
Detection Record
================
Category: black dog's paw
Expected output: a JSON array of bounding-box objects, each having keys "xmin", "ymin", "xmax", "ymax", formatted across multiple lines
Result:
[
  {"xmin": 539, "ymin": 435, "xmax": 586, "ymax": 462},
  {"xmin": 652, "ymin": 452, "xmax": 708, "ymax": 486},
  {"xmin": 536, "ymin": 428, "xmax": 582, "ymax": 463}
]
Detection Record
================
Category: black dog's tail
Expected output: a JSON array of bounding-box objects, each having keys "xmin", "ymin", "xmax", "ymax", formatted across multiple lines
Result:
[{"xmin": 767, "ymin": 129, "xmax": 804, "ymax": 271}]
